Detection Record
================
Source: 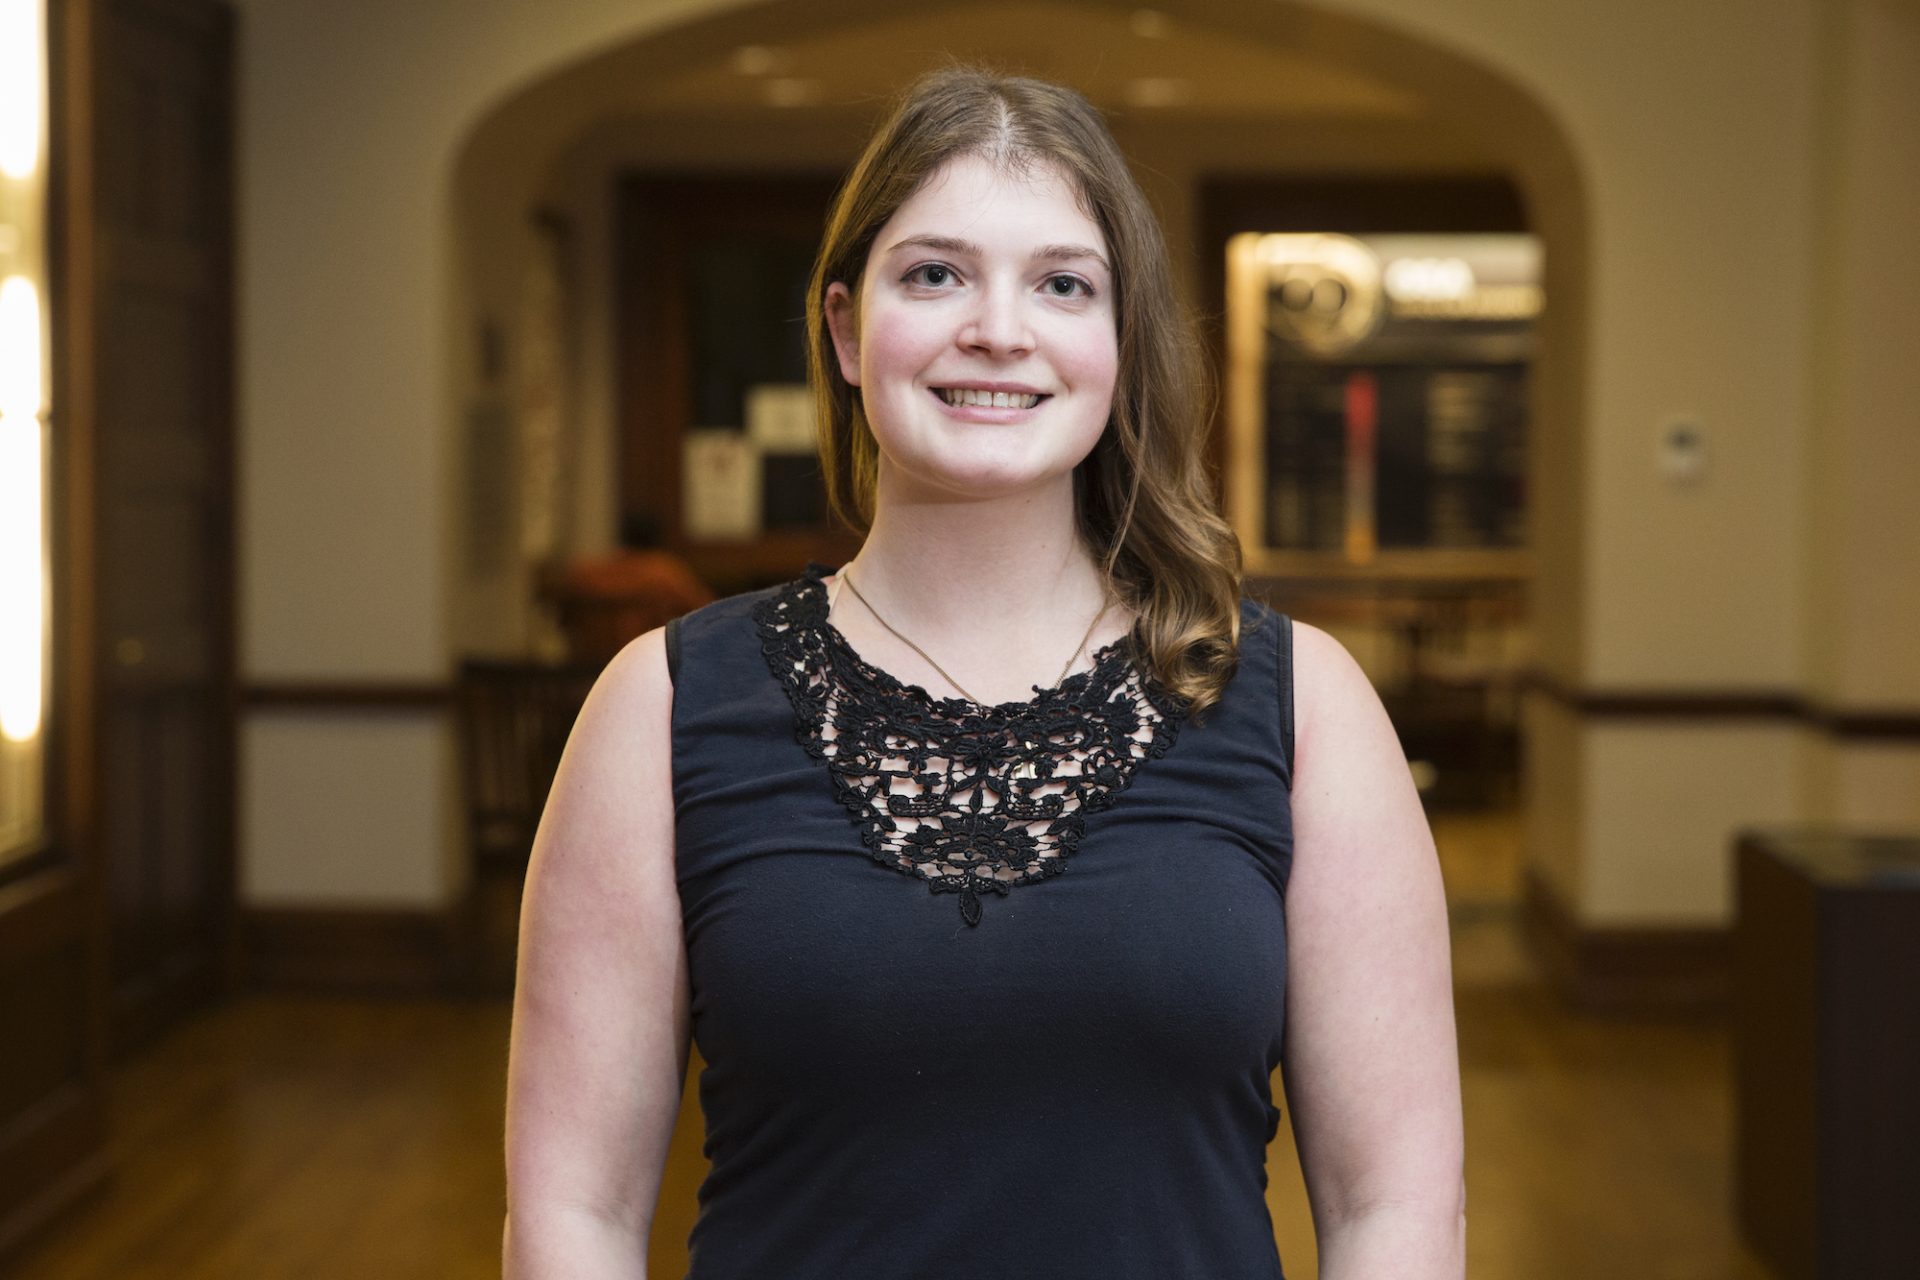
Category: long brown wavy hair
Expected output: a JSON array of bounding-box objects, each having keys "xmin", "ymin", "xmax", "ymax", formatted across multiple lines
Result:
[{"xmin": 806, "ymin": 65, "xmax": 1246, "ymax": 717}]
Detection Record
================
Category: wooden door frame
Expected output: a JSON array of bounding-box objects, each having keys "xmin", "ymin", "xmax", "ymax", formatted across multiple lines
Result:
[
  {"xmin": 0, "ymin": 0, "xmax": 240, "ymax": 1261},
  {"xmin": 0, "ymin": 0, "xmax": 114, "ymax": 1260},
  {"xmin": 93, "ymin": 0, "xmax": 241, "ymax": 1058}
]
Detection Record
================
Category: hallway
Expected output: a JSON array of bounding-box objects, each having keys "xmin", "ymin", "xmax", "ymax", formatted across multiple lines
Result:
[
  {"xmin": 7, "ymin": 814, "xmax": 1775, "ymax": 1280},
  {"xmin": 5, "ymin": 0, "xmax": 1918, "ymax": 1271}
]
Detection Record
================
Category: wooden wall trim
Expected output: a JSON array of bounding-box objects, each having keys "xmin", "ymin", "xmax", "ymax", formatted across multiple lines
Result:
[
  {"xmin": 1520, "ymin": 669, "xmax": 1920, "ymax": 741},
  {"xmin": 241, "ymin": 682, "xmax": 453, "ymax": 710},
  {"xmin": 239, "ymin": 667, "xmax": 1920, "ymax": 734},
  {"xmin": 1521, "ymin": 868, "xmax": 1727, "ymax": 1014},
  {"xmin": 1815, "ymin": 707, "xmax": 1920, "ymax": 740},
  {"xmin": 239, "ymin": 906, "xmax": 459, "ymax": 996}
]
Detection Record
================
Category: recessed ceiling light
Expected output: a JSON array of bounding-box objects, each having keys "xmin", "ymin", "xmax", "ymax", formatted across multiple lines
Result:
[
  {"xmin": 1130, "ymin": 9, "xmax": 1171, "ymax": 38},
  {"xmin": 1124, "ymin": 77, "xmax": 1191, "ymax": 108},
  {"xmin": 765, "ymin": 78, "xmax": 822, "ymax": 108},
  {"xmin": 731, "ymin": 45, "xmax": 784, "ymax": 76}
]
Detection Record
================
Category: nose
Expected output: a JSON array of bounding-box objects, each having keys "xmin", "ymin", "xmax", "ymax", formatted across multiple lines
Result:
[{"xmin": 958, "ymin": 280, "xmax": 1034, "ymax": 357}]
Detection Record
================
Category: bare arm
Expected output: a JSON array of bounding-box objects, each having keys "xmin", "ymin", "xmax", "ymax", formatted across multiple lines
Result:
[
  {"xmin": 504, "ymin": 627, "xmax": 689, "ymax": 1278},
  {"xmin": 1282, "ymin": 622, "xmax": 1466, "ymax": 1279}
]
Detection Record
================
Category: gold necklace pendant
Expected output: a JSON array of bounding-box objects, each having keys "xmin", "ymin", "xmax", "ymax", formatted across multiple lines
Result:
[{"xmin": 838, "ymin": 567, "xmax": 1110, "ymax": 706}]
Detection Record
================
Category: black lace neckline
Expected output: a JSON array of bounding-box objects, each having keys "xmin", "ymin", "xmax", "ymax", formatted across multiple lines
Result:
[{"xmin": 753, "ymin": 563, "xmax": 1187, "ymax": 926}]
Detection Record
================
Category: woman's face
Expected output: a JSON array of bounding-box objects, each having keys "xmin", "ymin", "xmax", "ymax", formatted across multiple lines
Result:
[{"xmin": 825, "ymin": 153, "xmax": 1119, "ymax": 505}]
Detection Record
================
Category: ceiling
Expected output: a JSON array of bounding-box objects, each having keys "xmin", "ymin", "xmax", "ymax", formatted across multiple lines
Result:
[{"xmin": 626, "ymin": 3, "xmax": 1427, "ymax": 119}]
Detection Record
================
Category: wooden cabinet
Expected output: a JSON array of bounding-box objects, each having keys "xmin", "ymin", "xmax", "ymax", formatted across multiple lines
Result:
[{"xmin": 1734, "ymin": 831, "xmax": 1920, "ymax": 1280}]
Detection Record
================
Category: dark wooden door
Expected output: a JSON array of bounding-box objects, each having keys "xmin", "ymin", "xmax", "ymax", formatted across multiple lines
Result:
[
  {"xmin": 90, "ymin": 0, "xmax": 236, "ymax": 1057},
  {"xmin": 0, "ymin": 0, "xmax": 234, "ymax": 1258},
  {"xmin": 615, "ymin": 173, "xmax": 858, "ymax": 591}
]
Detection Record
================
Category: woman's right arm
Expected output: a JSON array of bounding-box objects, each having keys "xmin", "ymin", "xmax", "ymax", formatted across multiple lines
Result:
[{"xmin": 503, "ymin": 626, "xmax": 689, "ymax": 1278}]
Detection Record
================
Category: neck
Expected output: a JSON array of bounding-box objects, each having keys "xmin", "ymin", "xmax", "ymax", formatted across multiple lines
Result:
[{"xmin": 836, "ymin": 465, "xmax": 1117, "ymax": 663}]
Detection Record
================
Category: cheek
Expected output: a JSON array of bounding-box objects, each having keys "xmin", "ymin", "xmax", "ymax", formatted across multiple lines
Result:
[
  {"xmin": 1059, "ymin": 325, "xmax": 1120, "ymax": 403},
  {"xmin": 857, "ymin": 302, "xmax": 941, "ymax": 388}
]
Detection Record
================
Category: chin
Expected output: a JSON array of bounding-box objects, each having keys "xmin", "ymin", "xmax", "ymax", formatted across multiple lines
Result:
[
  {"xmin": 863, "ymin": 397, "xmax": 1100, "ymax": 500},
  {"xmin": 892, "ymin": 452, "xmax": 1078, "ymax": 503}
]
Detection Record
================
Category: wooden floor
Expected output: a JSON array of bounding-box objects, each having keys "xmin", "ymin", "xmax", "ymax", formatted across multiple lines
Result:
[{"xmin": 8, "ymin": 811, "xmax": 1777, "ymax": 1279}]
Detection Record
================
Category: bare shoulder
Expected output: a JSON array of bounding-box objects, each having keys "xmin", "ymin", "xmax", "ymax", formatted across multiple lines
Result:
[
  {"xmin": 1268, "ymin": 623, "xmax": 1463, "ymax": 1236},
  {"xmin": 518, "ymin": 621, "xmax": 677, "ymax": 967},
  {"xmin": 1281, "ymin": 617, "xmax": 1435, "ymax": 900},
  {"xmin": 570, "ymin": 626, "xmax": 673, "ymax": 763},
  {"xmin": 514, "ymin": 623, "xmax": 680, "ymax": 1045},
  {"xmin": 518, "ymin": 625, "xmax": 677, "ymax": 930},
  {"xmin": 506, "ymin": 624, "xmax": 687, "ymax": 1235},
  {"xmin": 1286, "ymin": 619, "xmax": 1396, "ymax": 761}
]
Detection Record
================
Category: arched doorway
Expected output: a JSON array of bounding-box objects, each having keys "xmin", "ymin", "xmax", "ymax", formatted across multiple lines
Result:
[{"xmin": 445, "ymin": 0, "xmax": 1587, "ymax": 655}]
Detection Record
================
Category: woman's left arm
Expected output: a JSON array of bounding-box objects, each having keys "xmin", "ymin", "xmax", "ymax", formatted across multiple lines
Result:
[{"xmin": 1281, "ymin": 621, "xmax": 1466, "ymax": 1280}]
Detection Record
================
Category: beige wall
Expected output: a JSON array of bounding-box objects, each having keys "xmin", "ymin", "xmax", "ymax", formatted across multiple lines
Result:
[
  {"xmin": 1806, "ymin": 0, "xmax": 1920, "ymax": 712},
  {"xmin": 1583, "ymin": 723, "xmax": 1808, "ymax": 925},
  {"xmin": 1357, "ymin": 0, "xmax": 1822, "ymax": 692},
  {"xmin": 229, "ymin": 0, "xmax": 1916, "ymax": 923},
  {"xmin": 1794, "ymin": 0, "xmax": 1920, "ymax": 851},
  {"xmin": 1520, "ymin": 694, "xmax": 1583, "ymax": 908},
  {"xmin": 243, "ymin": 713, "xmax": 462, "ymax": 907}
]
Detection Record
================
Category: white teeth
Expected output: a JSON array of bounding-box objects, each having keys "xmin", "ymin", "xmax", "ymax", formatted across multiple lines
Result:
[{"xmin": 940, "ymin": 388, "xmax": 1041, "ymax": 409}]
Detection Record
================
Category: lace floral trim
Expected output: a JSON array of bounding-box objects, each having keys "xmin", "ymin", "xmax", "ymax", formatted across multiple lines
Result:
[{"xmin": 754, "ymin": 563, "xmax": 1185, "ymax": 926}]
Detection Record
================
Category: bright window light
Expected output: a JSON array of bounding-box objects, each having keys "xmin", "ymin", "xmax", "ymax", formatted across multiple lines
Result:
[
  {"xmin": 0, "ymin": 274, "xmax": 43, "ymax": 743},
  {"xmin": 0, "ymin": 0, "xmax": 43, "ymax": 180},
  {"xmin": 0, "ymin": 274, "xmax": 42, "ymax": 418}
]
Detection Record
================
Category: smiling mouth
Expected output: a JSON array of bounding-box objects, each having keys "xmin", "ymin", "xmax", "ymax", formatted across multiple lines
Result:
[{"xmin": 934, "ymin": 387, "xmax": 1048, "ymax": 410}]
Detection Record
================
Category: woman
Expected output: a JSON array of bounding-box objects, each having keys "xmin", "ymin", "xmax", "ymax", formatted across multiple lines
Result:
[{"xmin": 504, "ymin": 67, "xmax": 1463, "ymax": 1279}]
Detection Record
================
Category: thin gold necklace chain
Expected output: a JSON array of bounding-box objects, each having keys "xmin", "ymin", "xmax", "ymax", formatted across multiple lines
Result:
[{"xmin": 837, "ymin": 569, "xmax": 1111, "ymax": 706}]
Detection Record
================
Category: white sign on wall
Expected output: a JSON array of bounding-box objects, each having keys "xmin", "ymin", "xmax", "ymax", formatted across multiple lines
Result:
[
  {"xmin": 745, "ymin": 383, "xmax": 816, "ymax": 454},
  {"xmin": 683, "ymin": 429, "xmax": 762, "ymax": 541}
]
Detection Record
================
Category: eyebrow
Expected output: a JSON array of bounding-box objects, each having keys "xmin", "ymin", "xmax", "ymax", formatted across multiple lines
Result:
[{"xmin": 886, "ymin": 234, "xmax": 1111, "ymax": 274}]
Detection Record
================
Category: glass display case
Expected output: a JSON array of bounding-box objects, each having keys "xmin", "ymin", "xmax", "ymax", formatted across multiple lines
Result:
[{"xmin": 1225, "ymin": 230, "xmax": 1540, "ymax": 580}]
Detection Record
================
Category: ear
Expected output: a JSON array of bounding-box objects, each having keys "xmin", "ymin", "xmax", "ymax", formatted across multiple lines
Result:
[{"xmin": 824, "ymin": 281, "xmax": 861, "ymax": 387}]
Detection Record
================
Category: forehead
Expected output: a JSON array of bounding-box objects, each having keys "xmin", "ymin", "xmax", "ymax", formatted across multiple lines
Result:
[{"xmin": 877, "ymin": 153, "xmax": 1105, "ymax": 249}]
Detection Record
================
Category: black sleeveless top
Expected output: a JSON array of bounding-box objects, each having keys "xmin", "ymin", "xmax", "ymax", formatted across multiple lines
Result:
[{"xmin": 666, "ymin": 564, "xmax": 1296, "ymax": 1279}]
